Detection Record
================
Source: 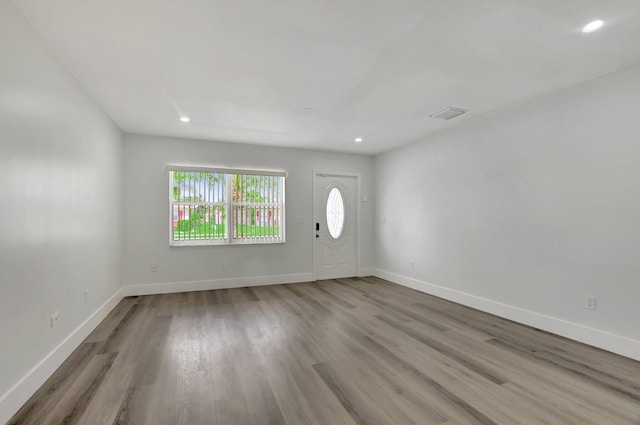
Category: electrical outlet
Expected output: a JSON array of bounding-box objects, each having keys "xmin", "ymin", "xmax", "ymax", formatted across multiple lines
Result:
[
  {"xmin": 585, "ymin": 296, "xmax": 597, "ymax": 311},
  {"xmin": 410, "ymin": 260, "xmax": 415, "ymax": 270},
  {"xmin": 151, "ymin": 264, "xmax": 158, "ymax": 272},
  {"xmin": 382, "ymin": 216, "xmax": 386, "ymax": 225},
  {"xmin": 84, "ymin": 289, "xmax": 89, "ymax": 304},
  {"xmin": 50, "ymin": 311, "xmax": 60, "ymax": 328}
]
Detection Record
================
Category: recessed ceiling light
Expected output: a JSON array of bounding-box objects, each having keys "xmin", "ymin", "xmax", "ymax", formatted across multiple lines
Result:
[
  {"xmin": 582, "ymin": 20, "xmax": 604, "ymax": 33},
  {"xmin": 180, "ymin": 116, "xmax": 190, "ymax": 123},
  {"xmin": 355, "ymin": 137, "xmax": 363, "ymax": 143}
]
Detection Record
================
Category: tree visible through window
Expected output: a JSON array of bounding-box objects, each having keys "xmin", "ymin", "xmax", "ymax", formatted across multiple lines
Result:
[{"xmin": 169, "ymin": 168, "xmax": 285, "ymax": 245}]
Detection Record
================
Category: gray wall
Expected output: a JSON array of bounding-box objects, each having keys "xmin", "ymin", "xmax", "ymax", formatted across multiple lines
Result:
[
  {"xmin": 0, "ymin": 0, "xmax": 123, "ymax": 414},
  {"xmin": 122, "ymin": 133, "xmax": 374, "ymax": 286},
  {"xmin": 375, "ymin": 62, "xmax": 640, "ymax": 349}
]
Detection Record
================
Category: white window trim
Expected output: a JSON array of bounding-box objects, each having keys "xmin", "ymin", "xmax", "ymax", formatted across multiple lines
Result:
[
  {"xmin": 166, "ymin": 165, "xmax": 286, "ymax": 177},
  {"xmin": 168, "ymin": 165, "xmax": 286, "ymax": 247}
]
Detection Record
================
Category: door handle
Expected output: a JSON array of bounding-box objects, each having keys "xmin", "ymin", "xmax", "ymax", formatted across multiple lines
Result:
[{"xmin": 316, "ymin": 222, "xmax": 320, "ymax": 238}]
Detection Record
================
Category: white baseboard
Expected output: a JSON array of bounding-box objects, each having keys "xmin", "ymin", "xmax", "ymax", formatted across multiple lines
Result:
[
  {"xmin": 374, "ymin": 269, "xmax": 640, "ymax": 361},
  {"xmin": 122, "ymin": 272, "xmax": 315, "ymax": 297},
  {"xmin": 0, "ymin": 287, "xmax": 125, "ymax": 424}
]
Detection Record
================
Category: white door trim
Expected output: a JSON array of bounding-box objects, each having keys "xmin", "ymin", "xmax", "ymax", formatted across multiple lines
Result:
[{"xmin": 312, "ymin": 170, "xmax": 361, "ymax": 281}]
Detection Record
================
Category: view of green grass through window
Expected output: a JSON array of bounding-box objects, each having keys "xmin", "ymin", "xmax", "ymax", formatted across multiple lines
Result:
[{"xmin": 170, "ymin": 169, "xmax": 285, "ymax": 245}]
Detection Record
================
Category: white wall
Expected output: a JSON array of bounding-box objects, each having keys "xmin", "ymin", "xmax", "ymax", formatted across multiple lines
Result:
[
  {"xmin": 0, "ymin": 0, "xmax": 123, "ymax": 420},
  {"xmin": 122, "ymin": 133, "xmax": 374, "ymax": 289},
  {"xmin": 375, "ymin": 63, "xmax": 640, "ymax": 359}
]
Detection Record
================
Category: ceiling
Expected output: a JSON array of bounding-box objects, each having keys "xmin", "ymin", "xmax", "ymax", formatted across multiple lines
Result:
[{"xmin": 12, "ymin": 0, "xmax": 640, "ymax": 154}]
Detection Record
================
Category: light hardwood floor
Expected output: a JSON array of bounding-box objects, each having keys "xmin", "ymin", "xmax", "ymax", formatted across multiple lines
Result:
[{"xmin": 8, "ymin": 277, "xmax": 640, "ymax": 424}]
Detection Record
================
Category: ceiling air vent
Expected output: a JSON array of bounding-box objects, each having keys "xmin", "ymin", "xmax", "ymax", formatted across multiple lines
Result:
[{"xmin": 429, "ymin": 107, "xmax": 467, "ymax": 120}]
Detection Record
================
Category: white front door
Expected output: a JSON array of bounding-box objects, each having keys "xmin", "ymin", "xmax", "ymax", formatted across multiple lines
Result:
[{"xmin": 314, "ymin": 174, "xmax": 357, "ymax": 280}]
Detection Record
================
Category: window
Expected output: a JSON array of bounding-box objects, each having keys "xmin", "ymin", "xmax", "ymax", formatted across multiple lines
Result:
[
  {"xmin": 326, "ymin": 187, "xmax": 345, "ymax": 239},
  {"xmin": 169, "ymin": 167, "xmax": 285, "ymax": 246}
]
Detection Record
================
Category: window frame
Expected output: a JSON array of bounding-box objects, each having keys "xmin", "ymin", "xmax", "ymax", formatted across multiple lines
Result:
[{"xmin": 168, "ymin": 166, "xmax": 286, "ymax": 247}]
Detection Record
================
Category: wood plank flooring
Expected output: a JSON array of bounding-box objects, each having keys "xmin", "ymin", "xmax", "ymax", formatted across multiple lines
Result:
[{"xmin": 8, "ymin": 277, "xmax": 640, "ymax": 425}]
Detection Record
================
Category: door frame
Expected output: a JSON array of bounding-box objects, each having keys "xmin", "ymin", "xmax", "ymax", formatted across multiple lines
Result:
[{"xmin": 312, "ymin": 170, "xmax": 362, "ymax": 281}]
